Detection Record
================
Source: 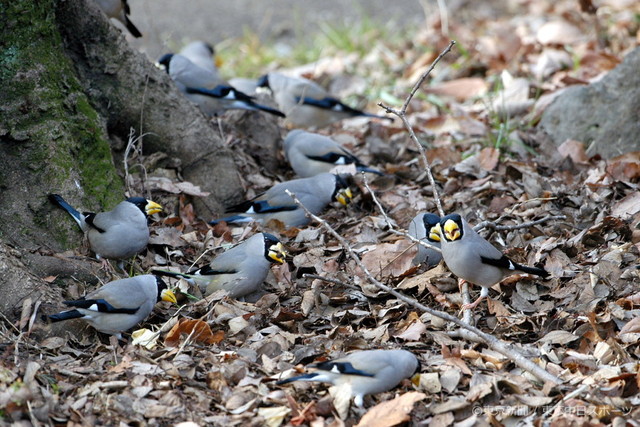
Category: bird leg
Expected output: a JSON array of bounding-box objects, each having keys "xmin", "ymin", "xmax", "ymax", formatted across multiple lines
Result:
[
  {"xmin": 461, "ymin": 286, "xmax": 489, "ymax": 311},
  {"xmin": 457, "ymin": 278, "xmax": 467, "ymax": 293},
  {"xmin": 98, "ymin": 256, "xmax": 115, "ymax": 273}
]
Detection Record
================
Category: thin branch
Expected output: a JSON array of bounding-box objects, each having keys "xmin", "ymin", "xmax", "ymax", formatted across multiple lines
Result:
[
  {"xmin": 378, "ymin": 41, "xmax": 456, "ymax": 218},
  {"xmin": 284, "ymin": 189, "xmax": 561, "ymax": 385},
  {"xmin": 401, "ymin": 41, "xmax": 456, "ymax": 115},
  {"xmin": 361, "ymin": 173, "xmax": 440, "ymax": 253},
  {"xmin": 473, "ymin": 215, "xmax": 567, "ymax": 232}
]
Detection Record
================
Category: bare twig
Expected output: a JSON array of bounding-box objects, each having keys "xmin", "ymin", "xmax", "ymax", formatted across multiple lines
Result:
[
  {"xmin": 303, "ymin": 273, "xmax": 360, "ymax": 292},
  {"xmin": 474, "ymin": 215, "xmax": 567, "ymax": 233},
  {"xmin": 361, "ymin": 173, "xmax": 440, "ymax": 253},
  {"xmin": 378, "ymin": 41, "xmax": 456, "ymax": 218},
  {"xmin": 284, "ymin": 189, "xmax": 561, "ymax": 384}
]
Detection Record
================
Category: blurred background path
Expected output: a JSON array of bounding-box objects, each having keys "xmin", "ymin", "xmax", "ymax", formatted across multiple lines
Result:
[{"xmin": 128, "ymin": 0, "xmax": 427, "ymax": 59}]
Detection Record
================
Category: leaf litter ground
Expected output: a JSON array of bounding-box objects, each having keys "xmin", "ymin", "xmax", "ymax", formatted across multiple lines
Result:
[{"xmin": 3, "ymin": 0, "xmax": 640, "ymax": 425}]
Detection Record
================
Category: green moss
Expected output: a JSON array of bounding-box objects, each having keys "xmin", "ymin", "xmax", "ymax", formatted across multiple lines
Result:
[{"xmin": 0, "ymin": 0, "xmax": 123, "ymax": 248}]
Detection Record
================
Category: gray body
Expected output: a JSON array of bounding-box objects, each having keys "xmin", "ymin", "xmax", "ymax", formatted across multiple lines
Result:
[
  {"xmin": 162, "ymin": 54, "xmax": 282, "ymax": 117},
  {"xmin": 51, "ymin": 275, "xmax": 165, "ymax": 337},
  {"xmin": 164, "ymin": 53, "xmax": 229, "ymax": 116},
  {"xmin": 179, "ymin": 41, "xmax": 219, "ymax": 76},
  {"xmin": 284, "ymin": 130, "xmax": 370, "ymax": 178},
  {"xmin": 278, "ymin": 349, "xmax": 419, "ymax": 407},
  {"xmin": 408, "ymin": 213, "xmax": 442, "ymax": 267},
  {"xmin": 51, "ymin": 196, "xmax": 151, "ymax": 261},
  {"xmin": 86, "ymin": 201, "xmax": 150, "ymax": 260},
  {"xmin": 228, "ymin": 173, "xmax": 345, "ymax": 227},
  {"xmin": 265, "ymin": 72, "xmax": 335, "ymax": 128},
  {"xmin": 441, "ymin": 215, "xmax": 544, "ymax": 287},
  {"xmin": 186, "ymin": 233, "xmax": 277, "ymax": 298},
  {"xmin": 94, "ymin": 0, "xmax": 141, "ymax": 37}
]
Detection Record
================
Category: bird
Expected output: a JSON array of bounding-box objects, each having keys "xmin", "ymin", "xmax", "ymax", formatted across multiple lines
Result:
[
  {"xmin": 94, "ymin": 0, "xmax": 142, "ymax": 38},
  {"xmin": 48, "ymin": 194, "xmax": 162, "ymax": 270},
  {"xmin": 283, "ymin": 130, "xmax": 383, "ymax": 178},
  {"xmin": 153, "ymin": 233, "xmax": 287, "ymax": 298},
  {"xmin": 47, "ymin": 274, "xmax": 177, "ymax": 339},
  {"xmin": 179, "ymin": 41, "xmax": 220, "ymax": 75},
  {"xmin": 178, "ymin": 41, "xmax": 257, "ymax": 95},
  {"xmin": 256, "ymin": 72, "xmax": 393, "ymax": 128},
  {"xmin": 210, "ymin": 173, "xmax": 353, "ymax": 228},
  {"xmin": 156, "ymin": 53, "xmax": 284, "ymax": 118},
  {"xmin": 438, "ymin": 213, "xmax": 549, "ymax": 309},
  {"xmin": 407, "ymin": 213, "xmax": 442, "ymax": 267},
  {"xmin": 276, "ymin": 349, "xmax": 420, "ymax": 408}
]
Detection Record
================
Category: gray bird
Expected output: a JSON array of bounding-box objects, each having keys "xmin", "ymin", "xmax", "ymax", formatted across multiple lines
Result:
[
  {"xmin": 210, "ymin": 173, "xmax": 353, "ymax": 228},
  {"xmin": 178, "ymin": 41, "xmax": 258, "ymax": 95},
  {"xmin": 48, "ymin": 194, "xmax": 162, "ymax": 269},
  {"xmin": 179, "ymin": 41, "xmax": 219, "ymax": 75},
  {"xmin": 276, "ymin": 349, "xmax": 420, "ymax": 408},
  {"xmin": 157, "ymin": 53, "xmax": 284, "ymax": 118},
  {"xmin": 439, "ymin": 213, "xmax": 549, "ymax": 309},
  {"xmin": 47, "ymin": 275, "xmax": 177, "ymax": 338},
  {"xmin": 256, "ymin": 72, "xmax": 393, "ymax": 128},
  {"xmin": 407, "ymin": 213, "xmax": 442, "ymax": 267},
  {"xmin": 94, "ymin": 0, "xmax": 142, "ymax": 38},
  {"xmin": 284, "ymin": 130, "xmax": 383, "ymax": 178},
  {"xmin": 154, "ymin": 233, "xmax": 287, "ymax": 298}
]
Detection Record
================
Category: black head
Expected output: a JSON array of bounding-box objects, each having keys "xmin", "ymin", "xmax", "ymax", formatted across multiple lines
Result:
[
  {"xmin": 155, "ymin": 276, "xmax": 168, "ymax": 292},
  {"xmin": 423, "ymin": 213, "xmax": 442, "ymax": 243},
  {"xmin": 263, "ymin": 232, "xmax": 280, "ymax": 248},
  {"xmin": 422, "ymin": 213, "xmax": 440, "ymax": 229},
  {"xmin": 126, "ymin": 197, "xmax": 163, "ymax": 217},
  {"xmin": 126, "ymin": 197, "xmax": 148, "ymax": 214},
  {"xmin": 154, "ymin": 275, "xmax": 177, "ymax": 303},
  {"xmin": 332, "ymin": 174, "xmax": 353, "ymax": 206},
  {"xmin": 202, "ymin": 42, "xmax": 215, "ymax": 56},
  {"xmin": 262, "ymin": 233, "xmax": 286, "ymax": 264},
  {"xmin": 440, "ymin": 213, "xmax": 464, "ymax": 242},
  {"xmin": 256, "ymin": 74, "xmax": 270, "ymax": 89},
  {"xmin": 157, "ymin": 53, "xmax": 174, "ymax": 73}
]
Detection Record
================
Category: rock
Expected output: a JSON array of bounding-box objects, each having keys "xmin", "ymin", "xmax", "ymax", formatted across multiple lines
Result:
[{"xmin": 538, "ymin": 47, "xmax": 640, "ymax": 159}]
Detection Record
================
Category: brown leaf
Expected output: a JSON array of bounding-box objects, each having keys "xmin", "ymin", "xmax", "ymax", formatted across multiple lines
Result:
[
  {"xmin": 612, "ymin": 192, "xmax": 640, "ymax": 219},
  {"xmin": 355, "ymin": 392, "xmax": 427, "ymax": 427},
  {"xmin": 620, "ymin": 317, "xmax": 640, "ymax": 335},
  {"xmin": 557, "ymin": 140, "xmax": 589, "ymax": 164},
  {"xmin": 478, "ymin": 147, "xmax": 499, "ymax": 171},
  {"xmin": 360, "ymin": 241, "xmax": 415, "ymax": 279},
  {"xmin": 165, "ymin": 318, "xmax": 224, "ymax": 347},
  {"xmin": 606, "ymin": 151, "xmax": 640, "ymax": 182}
]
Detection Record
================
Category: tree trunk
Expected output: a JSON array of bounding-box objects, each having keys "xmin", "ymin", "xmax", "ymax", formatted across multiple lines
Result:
[{"xmin": 0, "ymin": 0, "xmax": 253, "ymax": 318}]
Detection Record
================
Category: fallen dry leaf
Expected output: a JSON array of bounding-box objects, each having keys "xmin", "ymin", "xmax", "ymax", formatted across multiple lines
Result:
[
  {"xmin": 355, "ymin": 392, "xmax": 427, "ymax": 427},
  {"xmin": 165, "ymin": 318, "xmax": 224, "ymax": 347}
]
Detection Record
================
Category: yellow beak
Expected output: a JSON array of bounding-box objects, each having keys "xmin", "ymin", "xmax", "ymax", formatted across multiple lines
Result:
[
  {"xmin": 429, "ymin": 224, "xmax": 441, "ymax": 242},
  {"xmin": 336, "ymin": 188, "xmax": 353, "ymax": 206},
  {"xmin": 145, "ymin": 200, "xmax": 163, "ymax": 216},
  {"xmin": 160, "ymin": 289, "xmax": 177, "ymax": 304},
  {"xmin": 214, "ymin": 56, "xmax": 224, "ymax": 68},
  {"xmin": 443, "ymin": 219, "xmax": 461, "ymax": 241},
  {"xmin": 268, "ymin": 242, "xmax": 287, "ymax": 264}
]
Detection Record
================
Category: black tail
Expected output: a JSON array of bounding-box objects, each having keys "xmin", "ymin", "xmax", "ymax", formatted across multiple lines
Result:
[
  {"xmin": 514, "ymin": 263, "xmax": 549, "ymax": 278},
  {"xmin": 276, "ymin": 373, "xmax": 318, "ymax": 385},
  {"xmin": 125, "ymin": 16, "xmax": 142, "ymax": 38},
  {"xmin": 47, "ymin": 309, "xmax": 84, "ymax": 323}
]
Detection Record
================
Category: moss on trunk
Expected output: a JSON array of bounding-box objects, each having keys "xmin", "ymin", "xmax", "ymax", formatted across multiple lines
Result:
[{"xmin": 0, "ymin": 0, "xmax": 123, "ymax": 249}]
